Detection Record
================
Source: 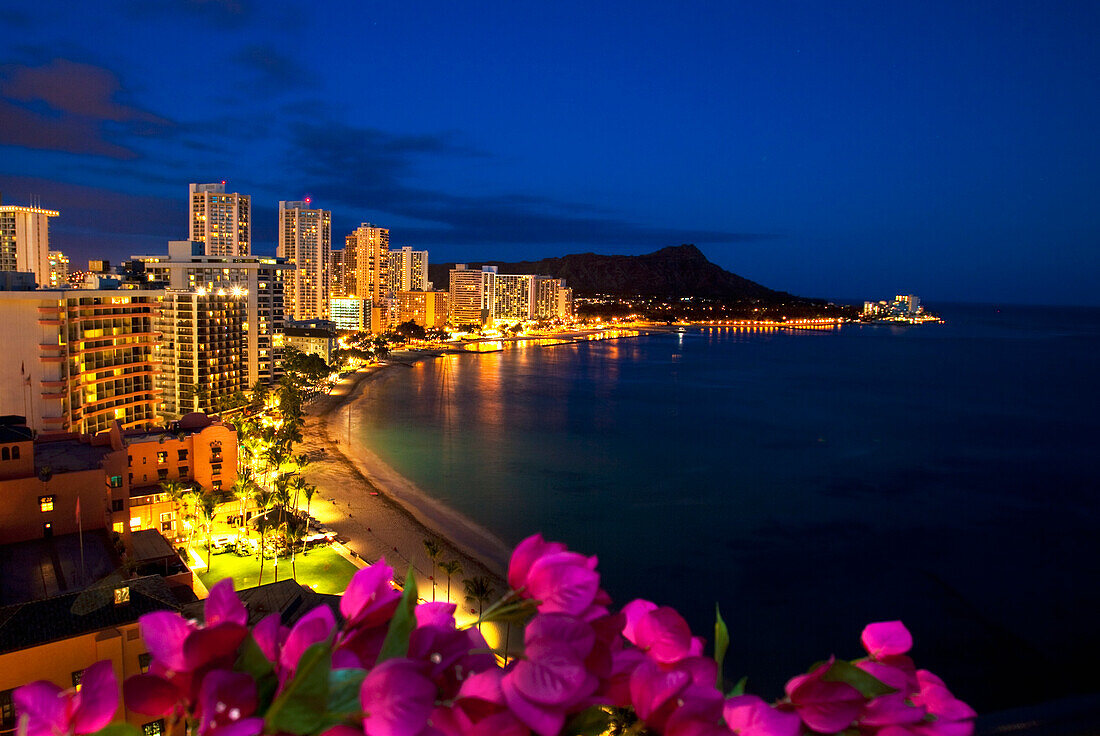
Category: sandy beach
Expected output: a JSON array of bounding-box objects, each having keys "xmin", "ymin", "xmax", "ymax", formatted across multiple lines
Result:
[{"xmin": 300, "ymin": 349, "xmax": 511, "ymax": 618}]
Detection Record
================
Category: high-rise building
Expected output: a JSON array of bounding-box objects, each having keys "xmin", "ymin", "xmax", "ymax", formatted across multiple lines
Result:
[
  {"xmin": 396, "ymin": 291, "xmax": 448, "ymax": 329},
  {"xmin": 532, "ymin": 276, "xmax": 573, "ymax": 321},
  {"xmin": 342, "ymin": 234, "xmax": 358, "ymax": 297},
  {"xmin": 387, "ymin": 246, "xmax": 428, "ymax": 296},
  {"xmin": 47, "ymin": 250, "xmax": 69, "ymax": 288},
  {"xmin": 346, "ymin": 224, "xmax": 389, "ymax": 332},
  {"xmin": 448, "ymin": 265, "xmax": 496, "ymax": 326},
  {"xmin": 493, "ymin": 274, "xmax": 535, "ymax": 322},
  {"xmin": 0, "ymin": 290, "xmax": 161, "ymax": 434},
  {"xmin": 156, "ymin": 289, "xmax": 246, "ymax": 417},
  {"xmin": 135, "ymin": 241, "xmax": 290, "ymax": 385},
  {"xmin": 329, "ymin": 249, "xmax": 347, "ymax": 298},
  {"xmin": 330, "ymin": 297, "xmax": 371, "ymax": 332},
  {"xmin": 278, "ymin": 200, "xmax": 331, "ymax": 321},
  {"xmin": 0, "ymin": 200, "xmax": 58, "ymax": 287},
  {"xmin": 189, "ymin": 182, "xmax": 251, "ymax": 256}
]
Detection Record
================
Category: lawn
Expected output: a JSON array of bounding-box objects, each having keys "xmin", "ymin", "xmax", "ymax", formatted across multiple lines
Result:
[{"xmin": 197, "ymin": 545, "xmax": 359, "ymax": 595}]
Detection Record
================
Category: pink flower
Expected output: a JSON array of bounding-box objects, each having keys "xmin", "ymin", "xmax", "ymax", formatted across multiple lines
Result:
[
  {"xmin": 15, "ymin": 660, "xmax": 119, "ymax": 736},
  {"xmin": 407, "ymin": 602, "xmax": 495, "ymax": 697},
  {"xmin": 196, "ymin": 670, "xmax": 262, "ymax": 736},
  {"xmin": 629, "ymin": 656, "xmax": 717, "ymax": 731},
  {"xmin": 508, "ymin": 534, "xmax": 567, "ymax": 590},
  {"xmin": 430, "ymin": 670, "xmax": 529, "ymax": 736},
  {"xmin": 862, "ymin": 622, "xmax": 914, "ymax": 660},
  {"xmin": 501, "ymin": 614, "xmax": 600, "ymax": 736},
  {"xmin": 508, "ymin": 535, "xmax": 602, "ymax": 618},
  {"xmin": 338, "ymin": 559, "xmax": 402, "ymax": 667},
  {"xmin": 909, "ymin": 670, "xmax": 976, "ymax": 736},
  {"xmin": 664, "ymin": 684, "xmax": 729, "ymax": 736},
  {"xmin": 785, "ymin": 658, "xmax": 864, "ymax": 734},
  {"xmin": 278, "ymin": 605, "xmax": 337, "ymax": 685},
  {"xmin": 723, "ymin": 695, "xmax": 801, "ymax": 736},
  {"xmin": 628, "ymin": 604, "xmax": 698, "ymax": 665},
  {"xmin": 359, "ymin": 659, "xmax": 438, "ymax": 736}
]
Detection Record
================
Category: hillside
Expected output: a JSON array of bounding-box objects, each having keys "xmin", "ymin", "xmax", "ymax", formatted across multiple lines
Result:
[{"xmin": 428, "ymin": 244, "xmax": 818, "ymax": 303}]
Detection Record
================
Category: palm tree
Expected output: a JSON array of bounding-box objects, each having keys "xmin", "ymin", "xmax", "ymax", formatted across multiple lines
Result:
[
  {"xmin": 439, "ymin": 559, "xmax": 463, "ymax": 603},
  {"xmin": 230, "ymin": 474, "xmax": 253, "ymax": 543},
  {"xmin": 159, "ymin": 480, "xmax": 187, "ymax": 542},
  {"xmin": 301, "ymin": 482, "xmax": 318, "ymax": 521},
  {"xmin": 252, "ymin": 487, "xmax": 275, "ymax": 584},
  {"xmin": 196, "ymin": 490, "xmax": 219, "ymax": 572},
  {"xmin": 463, "ymin": 576, "xmax": 494, "ymax": 630},
  {"xmin": 422, "ymin": 539, "xmax": 442, "ymax": 601},
  {"xmin": 287, "ymin": 516, "xmax": 307, "ymax": 581}
]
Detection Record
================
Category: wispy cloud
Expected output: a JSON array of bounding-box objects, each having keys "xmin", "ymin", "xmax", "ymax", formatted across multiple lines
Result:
[
  {"xmin": 122, "ymin": 0, "xmax": 254, "ymax": 28},
  {"xmin": 234, "ymin": 43, "xmax": 307, "ymax": 94}
]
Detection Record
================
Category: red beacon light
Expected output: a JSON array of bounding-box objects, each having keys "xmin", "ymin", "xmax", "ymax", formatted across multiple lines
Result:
[{"xmin": 304, "ymin": 197, "xmax": 312, "ymax": 204}]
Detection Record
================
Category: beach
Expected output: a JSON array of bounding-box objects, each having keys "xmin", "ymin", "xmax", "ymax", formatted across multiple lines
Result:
[{"xmin": 300, "ymin": 349, "xmax": 512, "ymax": 618}]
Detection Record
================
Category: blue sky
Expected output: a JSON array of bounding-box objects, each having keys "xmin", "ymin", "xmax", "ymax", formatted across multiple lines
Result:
[{"xmin": 1, "ymin": 0, "xmax": 1097, "ymax": 304}]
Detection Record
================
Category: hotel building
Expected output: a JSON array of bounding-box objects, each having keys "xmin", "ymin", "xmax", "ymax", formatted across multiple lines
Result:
[
  {"xmin": 329, "ymin": 248, "xmax": 348, "ymax": 298},
  {"xmin": 135, "ymin": 241, "xmax": 289, "ymax": 386},
  {"xmin": 189, "ymin": 182, "xmax": 251, "ymax": 256},
  {"xmin": 396, "ymin": 291, "xmax": 448, "ymax": 329},
  {"xmin": 47, "ymin": 250, "xmax": 69, "ymax": 288},
  {"xmin": 346, "ymin": 224, "xmax": 389, "ymax": 332},
  {"xmin": 0, "ymin": 290, "xmax": 161, "ymax": 435},
  {"xmin": 330, "ymin": 296, "xmax": 372, "ymax": 332},
  {"xmin": 279, "ymin": 200, "xmax": 331, "ymax": 321},
  {"xmin": 155, "ymin": 289, "xmax": 246, "ymax": 417},
  {"xmin": 448, "ymin": 265, "xmax": 496, "ymax": 325},
  {"xmin": 0, "ymin": 200, "xmax": 58, "ymax": 287},
  {"xmin": 387, "ymin": 246, "xmax": 428, "ymax": 295}
]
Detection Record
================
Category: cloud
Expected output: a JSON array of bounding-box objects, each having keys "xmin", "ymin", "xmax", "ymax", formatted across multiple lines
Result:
[
  {"xmin": 0, "ymin": 59, "xmax": 172, "ymax": 159},
  {"xmin": 285, "ymin": 120, "xmax": 769, "ymax": 247},
  {"xmin": 234, "ymin": 44, "xmax": 307, "ymax": 93}
]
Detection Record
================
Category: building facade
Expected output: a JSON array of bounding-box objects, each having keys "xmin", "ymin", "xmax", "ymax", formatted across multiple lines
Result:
[
  {"xmin": 283, "ymin": 324, "xmax": 336, "ymax": 365},
  {"xmin": 47, "ymin": 250, "xmax": 69, "ymax": 288},
  {"xmin": 189, "ymin": 182, "xmax": 251, "ymax": 256},
  {"xmin": 345, "ymin": 224, "xmax": 389, "ymax": 332},
  {"xmin": 0, "ymin": 290, "xmax": 161, "ymax": 435},
  {"xmin": 136, "ymin": 241, "xmax": 289, "ymax": 386},
  {"xmin": 448, "ymin": 265, "xmax": 496, "ymax": 326},
  {"xmin": 387, "ymin": 246, "xmax": 428, "ymax": 295},
  {"xmin": 0, "ymin": 201, "xmax": 58, "ymax": 287},
  {"xmin": 329, "ymin": 297, "xmax": 371, "ymax": 332},
  {"xmin": 278, "ymin": 201, "xmax": 331, "ymax": 321},
  {"xmin": 329, "ymin": 249, "xmax": 347, "ymax": 299},
  {"xmin": 396, "ymin": 291, "xmax": 448, "ymax": 329},
  {"xmin": 155, "ymin": 290, "xmax": 246, "ymax": 418}
]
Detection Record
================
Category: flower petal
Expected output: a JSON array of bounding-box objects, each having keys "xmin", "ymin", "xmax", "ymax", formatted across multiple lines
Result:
[
  {"xmin": 13, "ymin": 680, "xmax": 67, "ymax": 736},
  {"xmin": 205, "ymin": 579, "xmax": 248, "ymax": 628},
  {"xmin": 360, "ymin": 659, "xmax": 437, "ymax": 736},
  {"xmin": 123, "ymin": 674, "xmax": 181, "ymax": 717},
  {"xmin": 140, "ymin": 611, "xmax": 194, "ymax": 672},
  {"xmin": 72, "ymin": 660, "xmax": 119, "ymax": 734},
  {"xmin": 862, "ymin": 621, "xmax": 913, "ymax": 659}
]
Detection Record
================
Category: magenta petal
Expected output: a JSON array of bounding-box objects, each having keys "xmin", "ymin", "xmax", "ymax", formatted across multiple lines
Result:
[
  {"xmin": 507, "ymin": 534, "xmax": 565, "ymax": 591},
  {"xmin": 630, "ymin": 659, "xmax": 692, "ymax": 722},
  {"xmin": 620, "ymin": 599, "xmax": 658, "ymax": 646},
  {"xmin": 500, "ymin": 679, "xmax": 566, "ymax": 736},
  {"xmin": 414, "ymin": 602, "xmax": 457, "ymax": 629},
  {"xmin": 280, "ymin": 605, "xmax": 336, "ymax": 676},
  {"xmin": 862, "ymin": 621, "xmax": 913, "ymax": 659},
  {"xmin": 208, "ymin": 718, "xmax": 265, "ymax": 736},
  {"xmin": 123, "ymin": 674, "xmax": 181, "ymax": 717},
  {"xmin": 525, "ymin": 614, "xmax": 596, "ymax": 660},
  {"xmin": 205, "ymin": 579, "xmax": 248, "ymax": 628},
  {"xmin": 506, "ymin": 648, "xmax": 587, "ymax": 706},
  {"xmin": 861, "ymin": 693, "xmax": 926, "ymax": 727},
  {"xmin": 360, "ymin": 659, "xmax": 437, "ymax": 736},
  {"xmin": 857, "ymin": 661, "xmax": 912, "ymax": 693},
  {"xmin": 320, "ymin": 726, "xmax": 366, "ymax": 736},
  {"xmin": 140, "ymin": 611, "xmax": 194, "ymax": 672},
  {"xmin": 724, "ymin": 695, "xmax": 801, "ymax": 736},
  {"xmin": 526, "ymin": 552, "xmax": 600, "ymax": 616},
  {"xmin": 342, "ymin": 558, "xmax": 396, "ymax": 622},
  {"xmin": 251, "ymin": 614, "xmax": 284, "ymax": 664},
  {"xmin": 635, "ymin": 607, "xmax": 694, "ymax": 664},
  {"xmin": 183, "ymin": 623, "xmax": 247, "ymax": 671},
  {"xmin": 786, "ymin": 660, "xmax": 864, "ymax": 734},
  {"xmin": 13, "ymin": 680, "xmax": 67, "ymax": 736},
  {"xmin": 457, "ymin": 669, "xmax": 506, "ymax": 705},
  {"xmin": 72, "ymin": 660, "xmax": 119, "ymax": 734}
]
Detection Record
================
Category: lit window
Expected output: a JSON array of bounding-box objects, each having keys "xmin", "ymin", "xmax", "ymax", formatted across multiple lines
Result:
[
  {"xmin": 130, "ymin": 517, "xmax": 141, "ymax": 530},
  {"xmin": 157, "ymin": 452, "xmax": 167, "ymax": 463},
  {"xmin": 71, "ymin": 670, "xmax": 83, "ymax": 690},
  {"xmin": 143, "ymin": 720, "xmax": 164, "ymax": 736},
  {"xmin": 39, "ymin": 496, "xmax": 54, "ymax": 512},
  {"xmin": 114, "ymin": 586, "xmax": 130, "ymax": 605}
]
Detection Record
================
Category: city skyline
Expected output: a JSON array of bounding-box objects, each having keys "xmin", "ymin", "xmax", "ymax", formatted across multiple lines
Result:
[{"xmin": 1, "ymin": 2, "xmax": 1098, "ymax": 305}]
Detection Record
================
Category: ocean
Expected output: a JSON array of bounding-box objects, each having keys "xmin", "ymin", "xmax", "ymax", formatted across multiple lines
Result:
[{"xmin": 345, "ymin": 304, "xmax": 1100, "ymax": 712}]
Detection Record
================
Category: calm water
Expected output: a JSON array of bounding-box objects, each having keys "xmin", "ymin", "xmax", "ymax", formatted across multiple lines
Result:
[{"xmin": 349, "ymin": 304, "xmax": 1100, "ymax": 711}]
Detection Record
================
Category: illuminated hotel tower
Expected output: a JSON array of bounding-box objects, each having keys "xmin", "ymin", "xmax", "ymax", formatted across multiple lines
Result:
[
  {"xmin": 189, "ymin": 182, "xmax": 251, "ymax": 256},
  {"xmin": 387, "ymin": 246, "xmax": 428, "ymax": 295},
  {"xmin": 0, "ymin": 198, "xmax": 58, "ymax": 287},
  {"xmin": 278, "ymin": 199, "xmax": 331, "ymax": 321},
  {"xmin": 346, "ymin": 223, "xmax": 389, "ymax": 331}
]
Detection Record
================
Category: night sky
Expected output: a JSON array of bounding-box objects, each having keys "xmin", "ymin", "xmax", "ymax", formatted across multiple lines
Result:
[{"xmin": 1, "ymin": 1, "xmax": 1097, "ymax": 305}]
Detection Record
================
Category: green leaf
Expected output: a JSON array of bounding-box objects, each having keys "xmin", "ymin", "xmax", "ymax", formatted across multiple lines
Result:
[
  {"xmin": 375, "ymin": 564, "xmax": 418, "ymax": 665},
  {"xmin": 714, "ymin": 603, "xmax": 730, "ymax": 692},
  {"xmin": 327, "ymin": 667, "xmax": 368, "ymax": 717},
  {"xmin": 235, "ymin": 632, "xmax": 274, "ymax": 680},
  {"xmin": 727, "ymin": 675, "xmax": 748, "ymax": 698},
  {"xmin": 89, "ymin": 724, "xmax": 142, "ymax": 736},
  {"xmin": 822, "ymin": 659, "xmax": 896, "ymax": 699},
  {"xmin": 478, "ymin": 599, "xmax": 539, "ymax": 626},
  {"xmin": 264, "ymin": 642, "xmax": 332, "ymax": 735},
  {"xmin": 562, "ymin": 706, "xmax": 615, "ymax": 736}
]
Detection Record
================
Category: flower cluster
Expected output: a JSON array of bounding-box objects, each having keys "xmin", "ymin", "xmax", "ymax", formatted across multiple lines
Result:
[{"xmin": 14, "ymin": 536, "xmax": 975, "ymax": 736}]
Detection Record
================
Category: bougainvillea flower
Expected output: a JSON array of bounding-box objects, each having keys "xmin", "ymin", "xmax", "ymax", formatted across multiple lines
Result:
[
  {"xmin": 861, "ymin": 621, "xmax": 914, "ymax": 660},
  {"xmin": 621, "ymin": 599, "xmax": 659, "ymax": 643},
  {"xmin": 508, "ymin": 534, "xmax": 567, "ymax": 590},
  {"xmin": 15, "ymin": 660, "xmax": 118, "ymax": 736},
  {"xmin": 360, "ymin": 658, "xmax": 438, "ymax": 736},
  {"xmin": 785, "ymin": 658, "xmax": 864, "ymax": 734},
  {"xmin": 663, "ymin": 684, "xmax": 727, "ymax": 736},
  {"xmin": 856, "ymin": 660, "xmax": 915, "ymax": 693},
  {"xmin": 204, "ymin": 579, "xmax": 248, "ymax": 627},
  {"xmin": 524, "ymin": 551, "xmax": 601, "ymax": 617},
  {"xmin": 341, "ymin": 559, "xmax": 402, "ymax": 628},
  {"xmin": 251, "ymin": 613, "xmax": 289, "ymax": 665},
  {"xmin": 909, "ymin": 670, "xmax": 977, "ymax": 736},
  {"xmin": 501, "ymin": 632, "xmax": 599, "ymax": 736},
  {"xmin": 632, "ymin": 606, "xmax": 696, "ymax": 664},
  {"xmin": 860, "ymin": 693, "xmax": 927, "ymax": 728},
  {"xmin": 279, "ymin": 605, "xmax": 337, "ymax": 682},
  {"xmin": 629, "ymin": 656, "xmax": 717, "ymax": 731},
  {"xmin": 123, "ymin": 672, "xmax": 181, "ymax": 717},
  {"xmin": 723, "ymin": 695, "xmax": 801, "ymax": 736},
  {"xmin": 197, "ymin": 670, "xmax": 261, "ymax": 736},
  {"xmin": 408, "ymin": 603, "xmax": 494, "ymax": 696},
  {"xmin": 430, "ymin": 670, "xmax": 529, "ymax": 736}
]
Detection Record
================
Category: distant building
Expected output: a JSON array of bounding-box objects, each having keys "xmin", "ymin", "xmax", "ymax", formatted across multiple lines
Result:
[
  {"xmin": 346, "ymin": 224, "xmax": 389, "ymax": 332},
  {"xmin": 397, "ymin": 291, "xmax": 448, "ymax": 329},
  {"xmin": 189, "ymin": 182, "xmax": 251, "ymax": 256},
  {"xmin": 155, "ymin": 289, "xmax": 246, "ymax": 418},
  {"xmin": 0, "ymin": 200, "xmax": 58, "ymax": 287},
  {"xmin": 0, "ymin": 290, "xmax": 161, "ymax": 434},
  {"xmin": 47, "ymin": 250, "xmax": 69, "ymax": 288},
  {"xmin": 136, "ymin": 241, "xmax": 289, "ymax": 385},
  {"xmin": 449, "ymin": 264, "xmax": 496, "ymax": 326},
  {"xmin": 284, "ymin": 321, "xmax": 337, "ymax": 365},
  {"xmin": 493, "ymin": 273, "xmax": 535, "ymax": 322},
  {"xmin": 279, "ymin": 200, "xmax": 331, "ymax": 321},
  {"xmin": 387, "ymin": 246, "xmax": 428, "ymax": 295},
  {"xmin": 87, "ymin": 259, "xmax": 110, "ymax": 273},
  {"xmin": 329, "ymin": 248, "xmax": 348, "ymax": 298},
  {"xmin": 330, "ymin": 296, "xmax": 372, "ymax": 332}
]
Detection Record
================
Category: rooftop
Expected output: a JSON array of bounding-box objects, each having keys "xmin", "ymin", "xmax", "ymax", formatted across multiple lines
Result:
[
  {"xmin": 0, "ymin": 530, "xmax": 119, "ymax": 606},
  {"xmin": 34, "ymin": 438, "xmax": 114, "ymax": 474}
]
